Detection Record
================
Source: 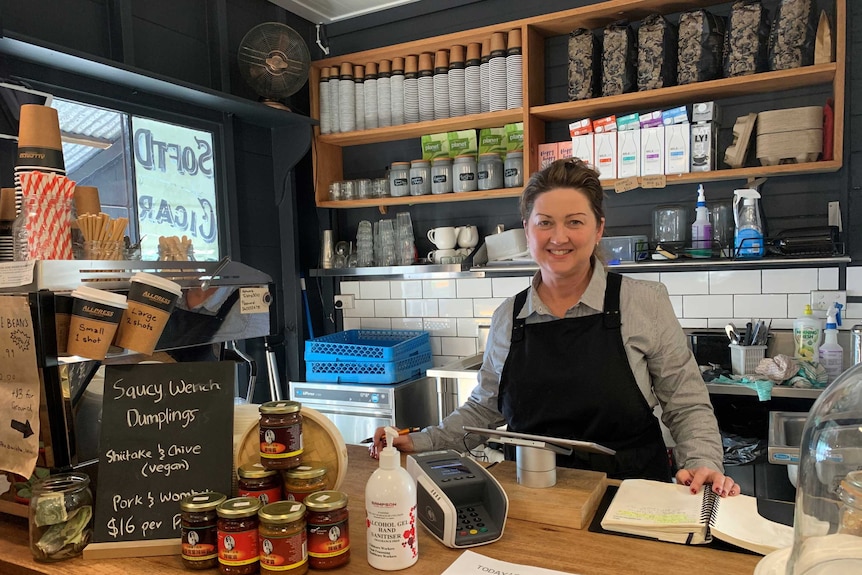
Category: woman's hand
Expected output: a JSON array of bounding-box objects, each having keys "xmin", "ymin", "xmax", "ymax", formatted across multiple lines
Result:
[
  {"xmin": 676, "ymin": 467, "xmax": 740, "ymax": 497},
  {"xmin": 367, "ymin": 426, "xmax": 415, "ymax": 459}
]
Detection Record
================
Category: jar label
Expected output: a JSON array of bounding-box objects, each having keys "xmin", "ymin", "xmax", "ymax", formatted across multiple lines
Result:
[
  {"xmin": 478, "ymin": 171, "xmax": 489, "ymax": 180},
  {"xmin": 218, "ymin": 528, "xmax": 260, "ymax": 566},
  {"xmin": 459, "ymin": 173, "xmax": 475, "ymax": 181},
  {"xmin": 308, "ymin": 520, "xmax": 350, "ymax": 558},
  {"xmin": 504, "ymin": 168, "xmax": 519, "ymax": 177},
  {"xmin": 393, "ymin": 179, "xmax": 408, "ymax": 186},
  {"xmin": 432, "ymin": 175, "xmax": 447, "ymax": 183},
  {"xmin": 182, "ymin": 525, "xmax": 218, "ymax": 561},
  {"xmin": 260, "ymin": 423, "xmax": 303, "ymax": 460},
  {"xmin": 239, "ymin": 486, "xmax": 283, "ymax": 505},
  {"xmin": 410, "ymin": 176, "xmax": 424, "ymax": 185},
  {"xmin": 260, "ymin": 531, "xmax": 308, "ymax": 571}
]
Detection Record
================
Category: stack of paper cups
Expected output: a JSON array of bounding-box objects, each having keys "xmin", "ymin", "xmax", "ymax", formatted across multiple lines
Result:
[
  {"xmin": 448, "ymin": 45, "xmax": 466, "ymax": 118},
  {"xmin": 377, "ymin": 59, "xmax": 392, "ymax": 128},
  {"xmin": 353, "ymin": 65, "xmax": 366, "ymax": 131},
  {"xmin": 506, "ymin": 29, "xmax": 523, "ymax": 109},
  {"xmin": 15, "ymin": 104, "xmax": 65, "ymax": 216},
  {"xmin": 328, "ymin": 66, "xmax": 341, "ymax": 134},
  {"xmin": 0, "ymin": 188, "xmax": 14, "ymax": 262},
  {"xmin": 480, "ymin": 40, "xmax": 491, "ymax": 114},
  {"xmin": 390, "ymin": 57, "xmax": 405, "ymax": 126},
  {"xmin": 489, "ymin": 32, "xmax": 508, "ymax": 112},
  {"xmin": 433, "ymin": 50, "xmax": 450, "ymax": 120},
  {"xmin": 465, "ymin": 43, "xmax": 482, "ymax": 116},
  {"xmin": 364, "ymin": 63, "xmax": 379, "ymax": 129},
  {"xmin": 418, "ymin": 53, "xmax": 435, "ymax": 123},
  {"xmin": 403, "ymin": 55, "xmax": 419, "ymax": 124},
  {"xmin": 338, "ymin": 63, "xmax": 356, "ymax": 133},
  {"xmin": 319, "ymin": 67, "xmax": 331, "ymax": 134}
]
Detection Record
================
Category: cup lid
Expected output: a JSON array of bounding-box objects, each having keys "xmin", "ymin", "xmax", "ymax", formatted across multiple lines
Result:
[
  {"xmin": 131, "ymin": 272, "xmax": 183, "ymax": 296},
  {"xmin": 71, "ymin": 285, "xmax": 128, "ymax": 309}
]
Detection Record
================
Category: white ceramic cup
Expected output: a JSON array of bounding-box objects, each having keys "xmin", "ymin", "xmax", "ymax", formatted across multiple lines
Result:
[
  {"xmin": 427, "ymin": 226, "xmax": 457, "ymax": 249},
  {"xmin": 427, "ymin": 248, "xmax": 457, "ymax": 263},
  {"xmin": 456, "ymin": 225, "xmax": 479, "ymax": 248}
]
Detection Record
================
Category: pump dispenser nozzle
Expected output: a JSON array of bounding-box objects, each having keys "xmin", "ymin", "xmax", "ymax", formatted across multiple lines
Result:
[{"xmin": 380, "ymin": 426, "xmax": 400, "ymax": 470}]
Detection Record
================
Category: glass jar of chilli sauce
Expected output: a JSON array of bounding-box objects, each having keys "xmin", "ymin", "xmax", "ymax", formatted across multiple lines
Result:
[{"xmin": 259, "ymin": 401, "xmax": 303, "ymax": 470}]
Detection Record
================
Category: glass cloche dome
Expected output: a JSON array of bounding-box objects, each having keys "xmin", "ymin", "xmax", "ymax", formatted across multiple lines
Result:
[{"xmin": 784, "ymin": 361, "xmax": 862, "ymax": 573}]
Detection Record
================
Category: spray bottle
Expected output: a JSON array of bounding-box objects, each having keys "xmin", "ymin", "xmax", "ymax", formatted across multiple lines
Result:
[
  {"xmin": 733, "ymin": 189, "xmax": 764, "ymax": 258},
  {"xmin": 691, "ymin": 184, "xmax": 713, "ymax": 258},
  {"xmin": 365, "ymin": 426, "xmax": 417, "ymax": 570},
  {"xmin": 794, "ymin": 304, "xmax": 822, "ymax": 362},
  {"xmin": 819, "ymin": 303, "xmax": 844, "ymax": 381}
]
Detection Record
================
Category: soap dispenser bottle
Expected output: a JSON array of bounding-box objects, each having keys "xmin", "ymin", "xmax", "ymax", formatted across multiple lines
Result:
[
  {"xmin": 365, "ymin": 426, "xmax": 417, "ymax": 570},
  {"xmin": 794, "ymin": 304, "xmax": 822, "ymax": 362},
  {"xmin": 691, "ymin": 184, "xmax": 713, "ymax": 258}
]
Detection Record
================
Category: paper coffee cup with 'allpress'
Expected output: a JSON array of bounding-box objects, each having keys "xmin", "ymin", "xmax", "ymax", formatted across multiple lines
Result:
[
  {"xmin": 66, "ymin": 286, "xmax": 128, "ymax": 360},
  {"xmin": 115, "ymin": 272, "xmax": 182, "ymax": 355}
]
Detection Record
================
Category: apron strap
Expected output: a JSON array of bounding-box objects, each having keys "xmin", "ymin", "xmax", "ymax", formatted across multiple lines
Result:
[
  {"xmin": 603, "ymin": 272, "xmax": 622, "ymax": 329},
  {"xmin": 510, "ymin": 288, "xmax": 529, "ymax": 343}
]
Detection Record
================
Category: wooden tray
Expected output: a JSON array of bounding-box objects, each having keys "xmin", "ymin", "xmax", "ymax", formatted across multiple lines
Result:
[{"xmin": 235, "ymin": 405, "xmax": 348, "ymax": 494}]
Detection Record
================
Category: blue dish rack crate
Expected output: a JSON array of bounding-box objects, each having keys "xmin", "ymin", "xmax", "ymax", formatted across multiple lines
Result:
[{"xmin": 304, "ymin": 329, "xmax": 432, "ymax": 384}]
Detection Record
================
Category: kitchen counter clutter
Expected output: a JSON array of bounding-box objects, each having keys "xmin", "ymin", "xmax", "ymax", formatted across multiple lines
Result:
[
  {"xmin": 310, "ymin": 0, "xmax": 846, "ymax": 208},
  {"xmin": 0, "ymin": 445, "xmax": 762, "ymax": 575}
]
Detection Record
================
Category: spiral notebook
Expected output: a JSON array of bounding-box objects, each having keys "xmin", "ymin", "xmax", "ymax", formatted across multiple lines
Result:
[{"xmin": 600, "ymin": 479, "xmax": 794, "ymax": 555}]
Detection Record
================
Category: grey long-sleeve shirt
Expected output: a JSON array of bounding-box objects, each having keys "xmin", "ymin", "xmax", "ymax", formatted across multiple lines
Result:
[{"xmin": 411, "ymin": 261, "xmax": 725, "ymax": 473}]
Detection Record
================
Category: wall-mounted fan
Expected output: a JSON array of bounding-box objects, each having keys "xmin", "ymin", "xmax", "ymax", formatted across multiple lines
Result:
[{"xmin": 238, "ymin": 22, "xmax": 311, "ymax": 111}]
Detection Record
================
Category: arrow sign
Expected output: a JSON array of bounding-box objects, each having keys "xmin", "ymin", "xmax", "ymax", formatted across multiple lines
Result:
[{"xmin": 11, "ymin": 419, "xmax": 34, "ymax": 438}]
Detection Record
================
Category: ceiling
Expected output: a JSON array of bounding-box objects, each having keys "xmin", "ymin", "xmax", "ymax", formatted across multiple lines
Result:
[{"xmin": 268, "ymin": 0, "xmax": 421, "ymax": 24}]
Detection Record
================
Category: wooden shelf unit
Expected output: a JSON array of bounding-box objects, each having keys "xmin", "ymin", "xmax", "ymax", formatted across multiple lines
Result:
[{"xmin": 310, "ymin": 0, "xmax": 845, "ymax": 208}]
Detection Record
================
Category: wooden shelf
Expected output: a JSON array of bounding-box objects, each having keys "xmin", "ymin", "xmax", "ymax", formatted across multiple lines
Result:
[
  {"xmin": 310, "ymin": 0, "xmax": 845, "ymax": 207},
  {"xmin": 530, "ymin": 64, "xmax": 838, "ymax": 121},
  {"xmin": 318, "ymin": 109, "xmax": 523, "ymax": 147}
]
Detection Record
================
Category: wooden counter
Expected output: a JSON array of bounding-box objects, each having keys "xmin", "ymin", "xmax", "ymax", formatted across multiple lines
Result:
[{"xmin": 0, "ymin": 445, "xmax": 761, "ymax": 575}]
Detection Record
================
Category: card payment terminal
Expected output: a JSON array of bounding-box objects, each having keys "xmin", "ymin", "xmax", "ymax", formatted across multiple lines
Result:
[{"xmin": 406, "ymin": 450, "xmax": 508, "ymax": 548}]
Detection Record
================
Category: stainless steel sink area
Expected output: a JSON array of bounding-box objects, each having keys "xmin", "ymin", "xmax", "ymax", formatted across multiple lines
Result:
[{"xmin": 768, "ymin": 411, "xmax": 809, "ymax": 465}]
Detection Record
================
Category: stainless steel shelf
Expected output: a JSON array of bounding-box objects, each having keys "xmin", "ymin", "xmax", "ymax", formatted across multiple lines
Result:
[
  {"xmin": 309, "ymin": 263, "xmax": 481, "ymax": 280},
  {"xmin": 706, "ymin": 382, "xmax": 823, "ymax": 399}
]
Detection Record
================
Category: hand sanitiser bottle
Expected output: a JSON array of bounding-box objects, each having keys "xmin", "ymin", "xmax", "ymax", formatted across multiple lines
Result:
[
  {"xmin": 794, "ymin": 304, "xmax": 822, "ymax": 362},
  {"xmin": 366, "ymin": 426, "xmax": 418, "ymax": 570},
  {"xmin": 691, "ymin": 184, "xmax": 713, "ymax": 258},
  {"xmin": 819, "ymin": 303, "xmax": 844, "ymax": 382}
]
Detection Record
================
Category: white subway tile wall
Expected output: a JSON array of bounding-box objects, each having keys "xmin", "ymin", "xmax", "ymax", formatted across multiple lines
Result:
[{"xmin": 336, "ymin": 268, "xmax": 860, "ymax": 364}]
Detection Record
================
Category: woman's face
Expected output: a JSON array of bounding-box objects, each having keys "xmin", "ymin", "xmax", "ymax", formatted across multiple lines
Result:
[{"xmin": 524, "ymin": 187, "xmax": 604, "ymax": 281}]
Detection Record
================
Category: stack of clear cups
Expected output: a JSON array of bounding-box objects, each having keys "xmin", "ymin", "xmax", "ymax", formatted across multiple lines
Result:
[
  {"xmin": 376, "ymin": 219, "xmax": 396, "ymax": 266},
  {"xmin": 395, "ymin": 212, "xmax": 415, "ymax": 266},
  {"xmin": 356, "ymin": 220, "xmax": 374, "ymax": 267}
]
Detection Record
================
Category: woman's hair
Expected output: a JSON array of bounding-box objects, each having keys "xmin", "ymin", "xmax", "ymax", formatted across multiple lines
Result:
[{"xmin": 519, "ymin": 158, "xmax": 605, "ymax": 223}]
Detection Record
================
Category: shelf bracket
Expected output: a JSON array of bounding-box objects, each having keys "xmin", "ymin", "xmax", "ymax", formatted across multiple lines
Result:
[
  {"xmin": 746, "ymin": 177, "xmax": 768, "ymax": 190},
  {"xmin": 378, "ymin": 205, "xmax": 388, "ymax": 215}
]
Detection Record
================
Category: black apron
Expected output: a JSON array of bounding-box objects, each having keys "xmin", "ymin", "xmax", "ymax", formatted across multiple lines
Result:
[{"xmin": 498, "ymin": 272, "xmax": 671, "ymax": 481}]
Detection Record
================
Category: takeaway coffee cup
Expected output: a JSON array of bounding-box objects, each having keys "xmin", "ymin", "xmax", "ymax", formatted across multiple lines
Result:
[
  {"xmin": 427, "ymin": 226, "xmax": 457, "ymax": 249},
  {"xmin": 66, "ymin": 286, "xmax": 127, "ymax": 360},
  {"xmin": 114, "ymin": 272, "xmax": 183, "ymax": 355}
]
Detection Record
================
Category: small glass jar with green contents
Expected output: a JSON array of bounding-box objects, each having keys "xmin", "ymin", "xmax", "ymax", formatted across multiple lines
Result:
[
  {"xmin": 259, "ymin": 501, "xmax": 308, "ymax": 575},
  {"xmin": 259, "ymin": 401, "xmax": 303, "ymax": 470},
  {"xmin": 180, "ymin": 491, "xmax": 226, "ymax": 570}
]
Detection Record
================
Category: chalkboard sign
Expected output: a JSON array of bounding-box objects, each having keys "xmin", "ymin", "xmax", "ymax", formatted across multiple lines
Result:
[{"xmin": 93, "ymin": 362, "xmax": 235, "ymax": 544}]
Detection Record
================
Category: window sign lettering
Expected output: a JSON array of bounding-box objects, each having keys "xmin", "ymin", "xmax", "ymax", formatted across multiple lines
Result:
[{"xmin": 132, "ymin": 118, "xmax": 219, "ymax": 261}]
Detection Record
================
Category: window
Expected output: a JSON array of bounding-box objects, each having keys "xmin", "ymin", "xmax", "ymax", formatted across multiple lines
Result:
[{"xmin": 54, "ymin": 98, "xmax": 222, "ymax": 262}]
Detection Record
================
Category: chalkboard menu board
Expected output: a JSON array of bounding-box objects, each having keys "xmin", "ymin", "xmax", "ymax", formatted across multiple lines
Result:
[{"xmin": 93, "ymin": 362, "xmax": 235, "ymax": 544}]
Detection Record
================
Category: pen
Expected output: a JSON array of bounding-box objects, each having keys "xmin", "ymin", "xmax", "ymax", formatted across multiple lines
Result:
[{"xmin": 360, "ymin": 427, "xmax": 421, "ymax": 444}]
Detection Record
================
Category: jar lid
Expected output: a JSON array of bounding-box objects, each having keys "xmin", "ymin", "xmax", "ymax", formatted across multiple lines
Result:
[
  {"xmin": 259, "ymin": 400, "xmax": 301, "ymax": 415},
  {"xmin": 432, "ymin": 157, "xmax": 452, "ymax": 164},
  {"xmin": 479, "ymin": 153, "xmax": 502, "ymax": 158},
  {"xmin": 455, "ymin": 154, "xmax": 476, "ymax": 160},
  {"xmin": 238, "ymin": 462, "xmax": 278, "ymax": 479},
  {"xmin": 304, "ymin": 490, "xmax": 348, "ymax": 512},
  {"xmin": 180, "ymin": 491, "xmax": 227, "ymax": 512},
  {"xmin": 506, "ymin": 151, "xmax": 523, "ymax": 158},
  {"xmin": 411, "ymin": 159, "xmax": 430, "ymax": 165},
  {"xmin": 284, "ymin": 462, "xmax": 328, "ymax": 479},
  {"xmin": 391, "ymin": 161, "xmax": 410, "ymax": 168},
  {"xmin": 217, "ymin": 496, "xmax": 262, "ymax": 518},
  {"xmin": 259, "ymin": 501, "xmax": 306, "ymax": 523},
  {"xmin": 838, "ymin": 470, "xmax": 862, "ymax": 507}
]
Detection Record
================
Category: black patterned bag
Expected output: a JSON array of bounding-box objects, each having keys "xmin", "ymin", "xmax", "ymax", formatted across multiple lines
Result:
[
  {"xmin": 637, "ymin": 14, "xmax": 678, "ymax": 91},
  {"xmin": 568, "ymin": 28, "xmax": 600, "ymax": 101},
  {"xmin": 602, "ymin": 21, "xmax": 637, "ymax": 96},
  {"xmin": 723, "ymin": 0, "xmax": 770, "ymax": 77},
  {"xmin": 677, "ymin": 9, "xmax": 726, "ymax": 85},
  {"xmin": 768, "ymin": 0, "xmax": 817, "ymax": 70}
]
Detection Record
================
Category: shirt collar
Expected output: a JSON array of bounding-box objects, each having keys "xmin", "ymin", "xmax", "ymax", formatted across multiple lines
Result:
[{"xmin": 520, "ymin": 259, "xmax": 608, "ymax": 318}]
